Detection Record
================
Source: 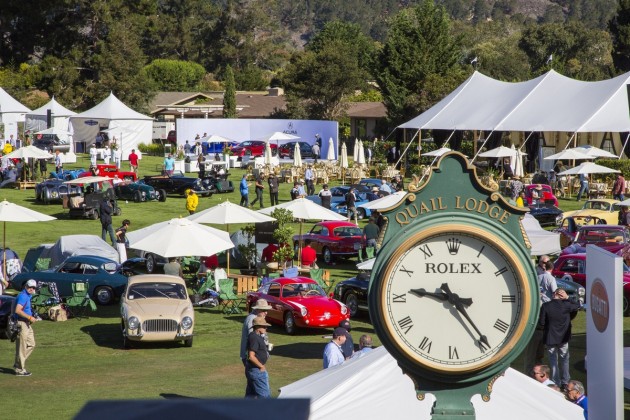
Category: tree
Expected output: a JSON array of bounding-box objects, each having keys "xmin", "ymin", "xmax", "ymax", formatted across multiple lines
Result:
[
  {"xmin": 610, "ymin": 0, "xmax": 630, "ymax": 72},
  {"xmin": 143, "ymin": 60, "xmax": 206, "ymax": 91},
  {"xmin": 373, "ymin": 0, "xmax": 465, "ymax": 125},
  {"xmin": 223, "ymin": 65, "xmax": 237, "ymax": 118}
]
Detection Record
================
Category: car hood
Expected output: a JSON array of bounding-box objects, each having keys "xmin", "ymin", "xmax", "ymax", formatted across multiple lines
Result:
[
  {"xmin": 563, "ymin": 209, "xmax": 609, "ymax": 218},
  {"xmin": 124, "ymin": 298, "xmax": 192, "ymax": 317},
  {"xmin": 286, "ymin": 297, "xmax": 343, "ymax": 312}
]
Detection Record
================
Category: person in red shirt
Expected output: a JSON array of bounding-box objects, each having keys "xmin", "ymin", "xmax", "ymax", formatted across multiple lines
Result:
[
  {"xmin": 128, "ymin": 149, "xmax": 139, "ymax": 174},
  {"xmin": 204, "ymin": 254, "xmax": 219, "ymax": 270},
  {"xmin": 301, "ymin": 239, "xmax": 317, "ymax": 268},
  {"xmin": 261, "ymin": 243, "xmax": 279, "ymax": 264}
]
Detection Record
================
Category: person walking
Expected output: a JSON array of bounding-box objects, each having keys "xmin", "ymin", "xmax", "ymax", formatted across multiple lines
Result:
[
  {"xmin": 267, "ymin": 173, "xmax": 279, "ymax": 206},
  {"xmin": 99, "ymin": 198, "xmax": 116, "ymax": 246},
  {"xmin": 13, "ymin": 279, "xmax": 39, "ymax": 376},
  {"xmin": 345, "ymin": 187, "xmax": 358, "ymax": 225},
  {"xmin": 186, "ymin": 189, "xmax": 198, "ymax": 215},
  {"xmin": 128, "ymin": 149, "xmax": 139, "ymax": 174},
  {"xmin": 115, "ymin": 219, "xmax": 130, "ymax": 262},
  {"xmin": 305, "ymin": 165, "xmax": 315, "ymax": 196},
  {"xmin": 54, "ymin": 150, "xmax": 62, "ymax": 174},
  {"xmin": 250, "ymin": 175, "xmax": 265, "ymax": 209},
  {"xmin": 114, "ymin": 147, "xmax": 122, "ymax": 169},
  {"xmin": 245, "ymin": 316, "xmax": 272, "ymax": 398},
  {"xmin": 577, "ymin": 173, "xmax": 589, "ymax": 201},
  {"xmin": 312, "ymin": 142, "xmax": 320, "ymax": 163},
  {"xmin": 613, "ymin": 173, "xmax": 626, "ymax": 201},
  {"xmin": 89, "ymin": 144, "xmax": 98, "ymax": 167},
  {"xmin": 163, "ymin": 153, "xmax": 175, "ymax": 176},
  {"xmin": 103, "ymin": 146, "xmax": 111, "ymax": 165},
  {"xmin": 197, "ymin": 153, "xmax": 206, "ymax": 179},
  {"xmin": 240, "ymin": 174, "xmax": 249, "ymax": 207},
  {"xmin": 363, "ymin": 217, "xmax": 380, "ymax": 249}
]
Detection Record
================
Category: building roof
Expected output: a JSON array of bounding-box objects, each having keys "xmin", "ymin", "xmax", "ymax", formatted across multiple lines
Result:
[{"xmin": 346, "ymin": 102, "xmax": 387, "ymax": 118}]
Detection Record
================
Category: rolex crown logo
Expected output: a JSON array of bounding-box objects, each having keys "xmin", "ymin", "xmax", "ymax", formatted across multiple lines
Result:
[{"xmin": 446, "ymin": 238, "xmax": 461, "ymax": 255}]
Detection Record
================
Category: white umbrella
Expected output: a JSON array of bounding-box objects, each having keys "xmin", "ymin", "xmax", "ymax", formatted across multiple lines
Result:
[
  {"xmin": 356, "ymin": 258, "xmax": 375, "ymax": 271},
  {"xmin": 357, "ymin": 140, "xmax": 366, "ymax": 165},
  {"xmin": 557, "ymin": 162, "xmax": 619, "ymax": 175},
  {"xmin": 264, "ymin": 142, "xmax": 273, "ymax": 166},
  {"xmin": 127, "ymin": 218, "xmax": 234, "ymax": 259},
  {"xmin": 188, "ymin": 200, "xmax": 276, "ymax": 274},
  {"xmin": 544, "ymin": 149, "xmax": 593, "ymax": 161},
  {"xmin": 259, "ymin": 132, "xmax": 300, "ymax": 142},
  {"xmin": 478, "ymin": 145, "xmax": 518, "ymax": 158},
  {"xmin": 510, "ymin": 144, "xmax": 525, "ymax": 178},
  {"xmin": 0, "ymin": 200, "xmax": 56, "ymax": 279},
  {"xmin": 63, "ymin": 176, "xmax": 112, "ymax": 185},
  {"xmin": 422, "ymin": 147, "xmax": 452, "ymax": 157},
  {"xmin": 340, "ymin": 143, "xmax": 349, "ymax": 169},
  {"xmin": 327, "ymin": 138, "xmax": 335, "ymax": 161},
  {"xmin": 570, "ymin": 145, "xmax": 618, "ymax": 159},
  {"xmin": 353, "ymin": 139, "xmax": 359, "ymax": 162},
  {"xmin": 3, "ymin": 145, "xmax": 53, "ymax": 160},
  {"xmin": 200, "ymin": 134, "xmax": 234, "ymax": 143},
  {"xmin": 34, "ymin": 127, "xmax": 72, "ymax": 137},
  {"xmin": 359, "ymin": 191, "xmax": 407, "ymax": 211},
  {"xmin": 293, "ymin": 142, "xmax": 303, "ymax": 167}
]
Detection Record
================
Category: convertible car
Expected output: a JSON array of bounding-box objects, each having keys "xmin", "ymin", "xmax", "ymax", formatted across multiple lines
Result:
[
  {"xmin": 293, "ymin": 221, "xmax": 365, "ymax": 264},
  {"xmin": 35, "ymin": 178, "xmax": 82, "ymax": 204},
  {"xmin": 246, "ymin": 277, "xmax": 349, "ymax": 334},
  {"xmin": 558, "ymin": 198, "xmax": 620, "ymax": 226},
  {"xmin": 120, "ymin": 274, "xmax": 195, "ymax": 348},
  {"xmin": 559, "ymin": 224, "xmax": 630, "ymax": 254},
  {"xmin": 143, "ymin": 171, "xmax": 213, "ymax": 196},
  {"xmin": 114, "ymin": 180, "xmax": 167, "ymax": 202},
  {"xmin": 330, "ymin": 192, "xmax": 372, "ymax": 220},
  {"xmin": 12, "ymin": 255, "xmax": 142, "ymax": 305}
]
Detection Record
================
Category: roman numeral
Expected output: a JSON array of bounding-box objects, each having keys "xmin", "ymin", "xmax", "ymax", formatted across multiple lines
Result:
[
  {"xmin": 397, "ymin": 316, "xmax": 414, "ymax": 335},
  {"xmin": 400, "ymin": 266, "xmax": 413, "ymax": 277},
  {"xmin": 494, "ymin": 319, "xmax": 509, "ymax": 334},
  {"xmin": 449, "ymin": 346, "xmax": 459, "ymax": 360},
  {"xmin": 494, "ymin": 267, "xmax": 508, "ymax": 277},
  {"xmin": 477, "ymin": 245, "xmax": 485, "ymax": 258},
  {"xmin": 418, "ymin": 244, "xmax": 433, "ymax": 259},
  {"xmin": 419, "ymin": 336, "xmax": 432, "ymax": 354},
  {"xmin": 392, "ymin": 293, "xmax": 406, "ymax": 303},
  {"xmin": 502, "ymin": 295, "xmax": 515, "ymax": 303}
]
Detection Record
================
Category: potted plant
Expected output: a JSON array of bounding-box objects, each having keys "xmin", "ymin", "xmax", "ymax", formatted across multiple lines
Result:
[
  {"xmin": 238, "ymin": 224, "xmax": 258, "ymax": 275},
  {"xmin": 270, "ymin": 208, "xmax": 295, "ymax": 269}
]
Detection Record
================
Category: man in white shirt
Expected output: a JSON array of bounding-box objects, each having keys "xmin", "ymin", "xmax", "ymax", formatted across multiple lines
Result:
[
  {"xmin": 103, "ymin": 146, "xmax": 111, "ymax": 164},
  {"xmin": 538, "ymin": 261, "xmax": 558, "ymax": 303},
  {"xmin": 323, "ymin": 327, "xmax": 347, "ymax": 369},
  {"xmin": 89, "ymin": 144, "xmax": 98, "ymax": 167}
]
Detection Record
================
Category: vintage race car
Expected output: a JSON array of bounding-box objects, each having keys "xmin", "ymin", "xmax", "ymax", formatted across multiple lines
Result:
[
  {"xmin": 143, "ymin": 171, "xmax": 213, "ymax": 196},
  {"xmin": 558, "ymin": 198, "xmax": 621, "ymax": 226},
  {"xmin": 120, "ymin": 274, "xmax": 195, "ymax": 348},
  {"xmin": 49, "ymin": 168, "xmax": 85, "ymax": 181},
  {"xmin": 330, "ymin": 192, "xmax": 372, "ymax": 220},
  {"xmin": 246, "ymin": 277, "xmax": 349, "ymax": 334},
  {"xmin": 114, "ymin": 180, "xmax": 167, "ymax": 202},
  {"xmin": 559, "ymin": 224, "xmax": 630, "ymax": 254},
  {"xmin": 35, "ymin": 178, "xmax": 82, "ymax": 204},
  {"xmin": 524, "ymin": 184, "xmax": 559, "ymax": 207},
  {"xmin": 79, "ymin": 164, "xmax": 137, "ymax": 182},
  {"xmin": 292, "ymin": 221, "xmax": 365, "ymax": 264}
]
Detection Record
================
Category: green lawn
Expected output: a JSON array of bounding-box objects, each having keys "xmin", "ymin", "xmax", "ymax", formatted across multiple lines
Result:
[{"xmin": 0, "ymin": 154, "xmax": 628, "ymax": 418}]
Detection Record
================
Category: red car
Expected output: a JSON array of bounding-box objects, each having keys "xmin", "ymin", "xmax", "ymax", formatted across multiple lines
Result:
[
  {"xmin": 524, "ymin": 184, "xmax": 558, "ymax": 207},
  {"xmin": 246, "ymin": 277, "xmax": 349, "ymax": 334},
  {"xmin": 79, "ymin": 164, "xmax": 137, "ymax": 182},
  {"xmin": 293, "ymin": 221, "xmax": 364, "ymax": 264},
  {"xmin": 230, "ymin": 141, "xmax": 277, "ymax": 159},
  {"xmin": 552, "ymin": 253, "xmax": 630, "ymax": 314},
  {"xmin": 560, "ymin": 224, "xmax": 630, "ymax": 254}
]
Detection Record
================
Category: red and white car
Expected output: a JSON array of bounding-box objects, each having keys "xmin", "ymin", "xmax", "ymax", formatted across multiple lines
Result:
[{"xmin": 79, "ymin": 164, "xmax": 137, "ymax": 182}]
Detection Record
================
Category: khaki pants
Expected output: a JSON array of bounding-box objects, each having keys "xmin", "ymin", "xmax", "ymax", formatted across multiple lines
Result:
[{"xmin": 14, "ymin": 320, "xmax": 35, "ymax": 372}]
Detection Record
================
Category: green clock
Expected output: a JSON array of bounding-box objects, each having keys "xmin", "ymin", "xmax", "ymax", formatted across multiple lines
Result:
[{"xmin": 373, "ymin": 223, "xmax": 533, "ymax": 379}]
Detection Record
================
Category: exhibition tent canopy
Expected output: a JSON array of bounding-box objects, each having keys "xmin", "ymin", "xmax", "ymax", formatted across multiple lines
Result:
[
  {"xmin": 26, "ymin": 97, "xmax": 76, "ymax": 144},
  {"xmin": 0, "ymin": 87, "xmax": 31, "ymax": 140}
]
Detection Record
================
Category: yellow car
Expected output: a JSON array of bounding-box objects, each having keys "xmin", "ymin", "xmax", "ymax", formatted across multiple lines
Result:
[
  {"xmin": 120, "ymin": 274, "xmax": 194, "ymax": 348},
  {"xmin": 559, "ymin": 199, "xmax": 621, "ymax": 226}
]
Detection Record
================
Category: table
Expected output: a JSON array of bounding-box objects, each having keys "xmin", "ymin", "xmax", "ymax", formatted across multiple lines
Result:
[{"xmin": 228, "ymin": 273, "xmax": 259, "ymax": 295}]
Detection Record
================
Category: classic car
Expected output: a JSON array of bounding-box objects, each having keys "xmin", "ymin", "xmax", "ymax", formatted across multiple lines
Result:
[
  {"xmin": 278, "ymin": 141, "xmax": 314, "ymax": 158},
  {"xmin": 0, "ymin": 295, "xmax": 16, "ymax": 339},
  {"xmin": 114, "ymin": 180, "xmax": 167, "ymax": 202},
  {"xmin": 143, "ymin": 171, "xmax": 213, "ymax": 196},
  {"xmin": 330, "ymin": 192, "xmax": 372, "ymax": 220},
  {"xmin": 35, "ymin": 178, "xmax": 82, "ymax": 204},
  {"xmin": 246, "ymin": 277, "xmax": 349, "ymax": 334},
  {"xmin": 552, "ymin": 253, "xmax": 630, "ymax": 314},
  {"xmin": 358, "ymin": 178, "xmax": 396, "ymax": 193},
  {"xmin": 12, "ymin": 255, "xmax": 142, "ymax": 305},
  {"xmin": 49, "ymin": 168, "xmax": 85, "ymax": 181},
  {"xmin": 79, "ymin": 164, "xmax": 137, "ymax": 182},
  {"xmin": 305, "ymin": 185, "xmax": 371, "ymax": 206},
  {"xmin": 524, "ymin": 184, "xmax": 559, "ymax": 207},
  {"xmin": 293, "ymin": 221, "xmax": 365, "ymax": 264},
  {"xmin": 68, "ymin": 186, "xmax": 122, "ymax": 220},
  {"xmin": 120, "ymin": 274, "xmax": 195, "ymax": 348},
  {"xmin": 230, "ymin": 141, "xmax": 277, "ymax": 159},
  {"xmin": 558, "ymin": 198, "xmax": 621, "ymax": 226},
  {"xmin": 566, "ymin": 225, "xmax": 630, "ymax": 254},
  {"xmin": 335, "ymin": 268, "xmax": 587, "ymax": 319},
  {"xmin": 528, "ymin": 201, "xmax": 563, "ymax": 227}
]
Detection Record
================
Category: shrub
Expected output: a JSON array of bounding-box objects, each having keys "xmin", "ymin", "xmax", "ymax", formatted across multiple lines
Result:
[{"xmin": 138, "ymin": 143, "xmax": 165, "ymax": 156}]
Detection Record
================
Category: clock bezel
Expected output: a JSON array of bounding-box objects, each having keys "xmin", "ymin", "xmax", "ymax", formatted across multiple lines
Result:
[{"xmin": 372, "ymin": 222, "xmax": 535, "ymax": 380}]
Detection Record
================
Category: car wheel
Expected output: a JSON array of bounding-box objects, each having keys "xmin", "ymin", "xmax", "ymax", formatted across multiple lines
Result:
[
  {"xmin": 94, "ymin": 286, "xmax": 114, "ymax": 305},
  {"xmin": 133, "ymin": 191, "xmax": 142, "ymax": 203},
  {"xmin": 184, "ymin": 337, "xmax": 193, "ymax": 347},
  {"xmin": 146, "ymin": 254, "xmax": 156, "ymax": 273},
  {"xmin": 323, "ymin": 247, "xmax": 333, "ymax": 264},
  {"xmin": 90, "ymin": 210, "xmax": 99, "ymax": 220},
  {"xmin": 43, "ymin": 188, "xmax": 52, "ymax": 204},
  {"xmin": 114, "ymin": 207, "xmax": 122, "ymax": 216},
  {"xmin": 158, "ymin": 189, "xmax": 167, "ymax": 202},
  {"xmin": 357, "ymin": 208, "xmax": 366, "ymax": 220},
  {"xmin": 344, "ymin": 292, "xmax": 359, "ymax": 317},
  {"xmin": 284, "ymin": 312, "xmax": 296, "ymax": 335}
]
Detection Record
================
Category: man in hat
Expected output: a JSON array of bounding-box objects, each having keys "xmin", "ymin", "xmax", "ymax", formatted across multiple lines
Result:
[
  {"xmin": 245, "ymin": 316, "xmax": 272, "ymax": 398},
  {"xmin": 89, "ymin": 144, "xmax": 98, "ymax": 167},
  {"xmin": 240, "ymin": 299, "xmax": 273, "ymax": 365},
  {"xmin": 318, "ymin": 184, "xmax": 332, "ymax": 209},
  {"xmin": 367, "ymin": 186, "xmax": 380, "ymax": 201},
  {"xmin": 324, "ymin": 327, "xmax": 347, "ymax": 368},
  {"xmin": 338, "ymin": 319, "xmax": 354, "ymax": 359},
  {"xmin": 267, "ymin": 172, "xmax": 279, "ymax": 206},
  {"xmin": 13, "ymin": 279, "xmax": 40, "ymax": 376}
]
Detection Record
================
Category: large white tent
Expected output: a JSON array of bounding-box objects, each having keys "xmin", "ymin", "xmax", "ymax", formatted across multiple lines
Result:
[
  {"xmin": 69, "ymin": 92, "xmax": 152, "ymax": 159},
  {"xmin": 0, "ymin": 87, "xmax": 31, "ymax": 141},
  {"xmin": 26, "ymin": 97, "xmax": 76, "ymax": 145}
]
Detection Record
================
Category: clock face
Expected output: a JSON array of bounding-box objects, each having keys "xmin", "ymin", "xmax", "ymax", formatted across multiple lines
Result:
[{"xmin": 378, "ymin": 225, "xmax": 531, "ymax": 374}]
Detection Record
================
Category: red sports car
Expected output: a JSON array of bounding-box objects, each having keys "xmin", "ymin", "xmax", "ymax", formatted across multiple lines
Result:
[
  {"xmin": 560, "ymin": 224, "xmax": 630, "ymax": 254},
  {"xmin": 246, "ymin": 277, "xmax": 349, "ymax": 334},
  {"xmin": 524, "ymin": 184, "xmax": 558, "ymax": 207},
  {"xmin": 80, "ymin": 164, "xmax": 137, "ymax": 182},
  {"xmin": 552, "ymin": 253, "xmax": 630, "ymax": 314},
  {"xmin": 230, "ymin": 141, "xmax": 277, "ymax": 159},
  {"xmin": 293, "ymin": 221, "xmax": 364, "ymax": 264}
]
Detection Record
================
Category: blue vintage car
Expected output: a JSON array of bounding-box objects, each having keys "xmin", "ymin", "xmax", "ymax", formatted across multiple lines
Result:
[
  {"xmin": 12, "ymin": 255, "xmax": 141, "ymax": 305},
  {"xmin": 49, "ymin": 168, "xmax": 85, "ymax": 181},
  {"xmin": 114, "ymin": 180, "xmax": 167, "ymax": 202},
  {"xmin": 330, "ymin": 192, "xmax": 373, "ymax": 220},
  {"xmin": 35, "ymin": 178, "xmax": 82, "ymax": 204}
]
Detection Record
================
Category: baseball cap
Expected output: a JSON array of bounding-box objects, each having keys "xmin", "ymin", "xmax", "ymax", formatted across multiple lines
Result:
[
  {"xmin": 25, "ymin": 279, "xmax": 37, "ymax": 288},
  {"xmin": 333, "ymin": 327, "xmax": 346, "ymax": 338},
  {"xmin": 339, "ymin": 320, "xmax": 351, "ymax": 331}
]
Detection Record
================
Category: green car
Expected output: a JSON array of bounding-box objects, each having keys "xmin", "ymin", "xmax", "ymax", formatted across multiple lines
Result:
[{"xmin": 114, "ymin": 180, "xmax": 167, "ymax": 202}]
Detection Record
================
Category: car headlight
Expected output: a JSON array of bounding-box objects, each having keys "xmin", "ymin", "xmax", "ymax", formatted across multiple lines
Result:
[
  {"xmin": 181, "ymin": 316, "xmax": 193, "ymax": 329},
  {"xmin": 127, "ymin": 316, "xmax": 139, "ymax": 329},
  {"xmin": 578, "ymin": 286, "xmax": 585, "ymax": 297},
  {"xmin": 340, "ymin": 304, "xmax": 348, "ymax": 315},
  {"xmin": 555, "ymin": 214, "xmax": 563, "ymax": 225},
  {"xmin": 300, "ymin": 307, "xmax": 308, "ymax": 317}
]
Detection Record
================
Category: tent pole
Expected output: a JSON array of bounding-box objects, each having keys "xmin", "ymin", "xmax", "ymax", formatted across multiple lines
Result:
[
  {"xmin": 471, "ymin": 129, "xmax": 496, "ymax": 162},
  {"xmin": 394, "ymin": 130, "xmax": 419, "ymax": 168},
  {"xmin": 3, "ymin": 222, "xmax": 5, "ymax": 283},
  {"xmin": 226, "ymin": 223, "xmax": 230, "ymax": 276},
  {"xmin": 619, "ymin": 132, "xmax": 630, "ymax": 159}
]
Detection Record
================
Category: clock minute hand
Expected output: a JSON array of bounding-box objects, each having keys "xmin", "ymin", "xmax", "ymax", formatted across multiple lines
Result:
[
  {"xmin": 439, "ymin": 283, "xmax": 490, "ymax": 350},
  {"xmin": 408, "ymin": 288, "xmax": 448, "ymax": 301}
]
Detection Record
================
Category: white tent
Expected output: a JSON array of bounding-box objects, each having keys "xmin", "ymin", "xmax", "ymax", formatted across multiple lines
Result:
[
  {"xmin": 26, "ymin": 97, "xmax": 75, "ymax": 145},
  {"xmin": 521, "ymin": 213, "xmax": 561, "ymax": 256},
  {"xmin": 0, "ymin": 87, "xmax": 31, "ymax": 140},
  {"xmin": 69, "ymin": 93, "xmax": 152, "ymax": 159},
  {"xmin": 279, "ymin": 346, "xmax": 582, "ymax": 420}
]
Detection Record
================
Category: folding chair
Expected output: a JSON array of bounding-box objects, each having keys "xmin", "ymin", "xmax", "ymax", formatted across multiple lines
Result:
[
  {"xmin": 64, "ymin": 281, "xmax": 97, "ymax": 319},
  {"xmin": 218, "ymin": 278, "xmax": 243, "ymax": 314},
  {"xmin": 310, "ymin": 268, "xmax": 333, "ymax": 294},
  {"xmin": 192, "ymin": 274, "xmax": 219, "ymax": 307},
  {"xmin": 365, "ymin": 246, "xmax": 375, "ymax": 259},
  {"xmin": 31, "ymin": 282, "xmax": 61, "ymax": 317},
  {"xmin": 214, "ymin": 268, "xmax": 227, "ymax": 293}
]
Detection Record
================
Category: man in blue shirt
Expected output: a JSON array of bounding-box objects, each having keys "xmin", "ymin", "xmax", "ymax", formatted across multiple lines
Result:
[
  {"xmin": 566, "ymin": 380, "xmax": 588, "ymax": 419},
  {"xmin": 240, "ymin": 174, "xmax": 249, "ymax": 207},
  {"xmin": 13, "ymin": 279, "xmax": 39, "ymax": 376},
  {"xmin": 323, "ymin": 327, "xmax": 347, "ymax": 369},
  {"xmin": 577, "ymin": 173, "xmax": 589, "ymax": 201},
  {"xmin": 163, "ymin": 153, "xmax": 175, "ymax": 176}
]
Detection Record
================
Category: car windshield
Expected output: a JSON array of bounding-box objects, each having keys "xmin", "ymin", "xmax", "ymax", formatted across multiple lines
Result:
[
  {"xmin": 334, "ymin": 226, "xmax": 362, "ymax": 237},
  {"xmin": 127, "ymin": 283, "xmax": 187, "ymax": 300},
  {"xmin": 582, "ymin": 201, "xmax": 610, "ymax": 211},
  {"xmin": 241, "ymin": 141, "xmax": 253, "ymax": 146},
  {"xmin": 282, "ymin": 283, "xmax": 325, "ymax": 298},
  {"xmin": 576, "ymin": 228, "xmax": 624, "ymax": 243}
]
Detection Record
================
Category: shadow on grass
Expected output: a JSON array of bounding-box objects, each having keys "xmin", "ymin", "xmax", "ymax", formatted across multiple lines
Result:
[
  {"xmin": 160, "ymin": 393, "xmax": 198, "ymax": 399},
  {"xmin": 271, "ymin": 342, "xmax": 326, "ymax": 360},
  {"xmin": 0, "ymin": 367, "xmax": 16, "ymax": 376},
  {"xmin": 80, "ymin": 323, "xmax": 122, "ymax": 349}
]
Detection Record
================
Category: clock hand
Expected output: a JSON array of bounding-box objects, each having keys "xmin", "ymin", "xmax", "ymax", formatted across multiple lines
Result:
[
  {"xmin": 439, "ymin": 283, "xmax": 490, "ymax": 350},
  {"xmin": 408, "ymin": 288, "xmax": 448, "ymax": 301}
]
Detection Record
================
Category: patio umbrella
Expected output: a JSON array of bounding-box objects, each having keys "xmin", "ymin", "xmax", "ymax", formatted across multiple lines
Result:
[
  {"xmin": 259, "ymin": 132, "xmax": 300, "ymax": 142},
  {"xmin": 422, "ymin": 147, "xmax": 452, "ymax": 157},
  {"xmin": 544, "ymin": 149, "xmax": 593, "ymax": 161},
  {"xmin": 259, "ymin": 198, "xmax": 346, "ymax": 265},
  {"xmin": 127, "ymin": 217, "xmax": 234, "ymax": 259},
  {"xmin": 478, "ymin": 145, "xmax": 518, "ymax": 158},
  {"xmin": 357, "ymin": 140, "xmax": 366, "ymax": 165},
  {"xmin": 0, "ymin": 199, "xmax": 56, "ymax": 280},
  {"xmin": 187, "ymin": 200, "xmax": 275, "ymax": 274},
  {"xmin": 327, "ymin": 138, "xmax": 335, "ymax": 161},
  {"xmin": 359, "ymin": 191, "xmax": 407, "ymax": 211},
  {"xmin": 63, "ymin": 176, "xmax": 112, "ymax": 185},
  {"xmin": 3, "ymin": 145, "xmax": 53, "ymax": 160},
  {"xmin": 556, "ymin": 162, "xmax": 619, "ymax": 176},
  {"xmin": 353, "ymin": 139, "xmax": 359, "ymax": 162},
  {"xmin": 510, "ymin": 144, "xmax": 526, "ymax": 178},
  {"xmin": 293, "ymin": 142, "xmax": 303, "ymax": 168},
  {"xmin": 569, "ymin": 145, "xmax": 618, "ymax": 159},
  {"xmin": 200, "ymin": 134, "xmax": 234, "ymax": 143},
  {"xmin": 264, "ymin": 142, "xmax": 273, "ymax": 166},
  {"xmin": 340, "ymin": 142, "xmax": 349, "ymax": 185}
]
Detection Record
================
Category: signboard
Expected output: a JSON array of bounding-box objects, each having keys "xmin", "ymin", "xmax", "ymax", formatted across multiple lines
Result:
[{"xmin": 255, "ymin": 221, "xmax": 278, "ymax": 244}]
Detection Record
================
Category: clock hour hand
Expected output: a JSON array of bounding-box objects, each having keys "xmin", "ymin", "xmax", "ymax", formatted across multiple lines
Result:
[
  {"xmin": 439, "ymin": 283, "xmax": 490, "ymax": 350},
  {"xmin": 408, "ymin": 288, "xmax": 448, "ymax": 301}
]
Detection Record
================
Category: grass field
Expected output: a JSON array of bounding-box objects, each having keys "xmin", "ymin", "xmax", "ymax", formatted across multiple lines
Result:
[{"xmin": 1, "ymin": 153, "xmax": 628, "ymax": 418}]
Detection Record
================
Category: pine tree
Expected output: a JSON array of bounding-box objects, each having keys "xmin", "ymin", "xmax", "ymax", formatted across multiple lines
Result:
[{"xmin": 223, "ymin": 65, "xmax": 237, "ymax": 118}]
